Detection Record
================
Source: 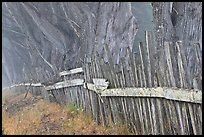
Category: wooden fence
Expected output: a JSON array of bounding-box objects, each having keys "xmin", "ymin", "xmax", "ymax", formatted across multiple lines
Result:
[
  {"xmin": 79, "ymin": 31, "xmax": 202, "ymax": 134},
  {"xmin": 3, "ymin": 31, "xmax": 202, "ymax": 135}
]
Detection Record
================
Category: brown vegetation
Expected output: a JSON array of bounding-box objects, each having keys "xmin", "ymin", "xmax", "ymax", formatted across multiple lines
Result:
[{"xmin": 2, "ymin": 92, "xmax": 133, "ymax": 135}]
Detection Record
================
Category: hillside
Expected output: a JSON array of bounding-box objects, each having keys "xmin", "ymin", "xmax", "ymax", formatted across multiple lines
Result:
[{"xmin": 2, "ymin": 92, "xmax": 133, "ymax": 135}]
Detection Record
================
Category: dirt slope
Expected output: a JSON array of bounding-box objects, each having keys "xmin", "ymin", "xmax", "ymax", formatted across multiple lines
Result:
[{"xmin": 2, "ymin": 92, "xmax": 133, "ymax": 135}]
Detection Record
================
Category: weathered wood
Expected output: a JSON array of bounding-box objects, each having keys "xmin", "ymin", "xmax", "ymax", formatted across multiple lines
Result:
[
  {"xmin": 92, "ymin": 78, "xmax": 109, "ymax": 88},
  {"xmin": 164, "ymin": 41, "xmax": 176, "ymax": 87},
  {"xmin": 165, "ymin": 68, "xmax": 171, "ymax": 87},
  {"xmin": 163, "ymin": 100, "xmax": 172, "ymax": 134},
  {"xmin": 114, "ymin": 64, "xmax": 121, "ymax": 88},
  {"xmin": 59, "ymin": 67, "xmax": 83, "ymax": 77},
  {"xmin": 141, "ymin": 98, "xmax": 149, "ymax": 134},
  {"xmin": 120, "ymin": 97, "xmax": 128, "ymax": 124},
  {"xmin": 104, "ymin": 44, "xmax": 118, "ymax": 88},
  {"xmin": 150, "ymin": 98, "xmax": 158, "ymax": 134},
  {"xmin": 138, "ymin": 98, "xmax": 145, "ymax": 134},
  {"xmin": 137, "ymin": 65, "xmax": 143, "ymax": 87},
  {"xmin": 175, "ymin": 101, "xmax": 184, "ymax": 135},
  {"xmin": 84, "ymin": 84, "xmax": 202, "ymax": 103},
  {"xmin": 138, "ymin": 42, "xmax": 147, "ymax": 87},
  {"xmin": 120, "ymin": 58, "xmax": 126, "ymax": 88},
  {"xmin": 130, "ymin": 98, "xmax": 139, "ymax": 134},
  {"xmin": 181, "ymin": 103, "xmax": 189, "ymax": 134},
  {"xmin": 167, "ymin": 100, "xmax": 177, "ymax": 134},
  {"xmin": 145, "ymin": 31, "xmax": 153, "ymax": 87},
  {"xmin": 126, "ymin": 47, "xmax": 136, "ymax": 87},
  {"xmin": 176, "ymin": 41, "xmax": 192, "ymax": 89},
  {"xmin": 176, "ymin": 42, "xmax": 186, "ymax": 88},
  {"xmin": 45, "ymin": 79, "xmax": 84, "ymax": 90},
  {"xmin": 156, "ymin": 98, "xmax": 164, "ymax": 134},
  {"xmin": 133, "ymin": 53, "xmax": 139, "ymax": 87},
  {"xmin": 94, "ymin": 54, "xmax": 104, "ymax": 78},
  {"xmin": 197, "ymin": 105, "xmax": 202, "ymax": 135},
  {"xmin": 187, "ymin": 103, "xmax": 197, "ymax": 135},
  {"xmin": 146, "ymin": 98, "xmax": 154, "ymax": 134}
]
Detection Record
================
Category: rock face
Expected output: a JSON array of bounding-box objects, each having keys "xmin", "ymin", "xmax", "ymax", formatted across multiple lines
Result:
[
  {"xmin": 2, "ymin": 2, "xmax": 138, "ymax": 86},
  {"xmin": 151, "ymin": 2, "xmax": 202, "ymax": 89},
  {"xmin": 152, "ymin": 2, "xmax": 202, "ymax": 51}
]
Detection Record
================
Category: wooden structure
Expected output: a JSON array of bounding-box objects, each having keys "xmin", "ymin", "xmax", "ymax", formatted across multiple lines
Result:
[{"xmin": 3, "ymin": 31, "xmax": 202, "ymax": 135}]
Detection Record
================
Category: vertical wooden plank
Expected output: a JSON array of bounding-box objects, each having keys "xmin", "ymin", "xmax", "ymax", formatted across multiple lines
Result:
[
  {"xmin": 86, "ymin": 61, "xmax": 96, "ymax": 117},
  {"xmin": 58, "ymin": 88, "xmax": 65, "ymax": 104},
  {"xmin": 121, "ymin": 57, "xmax": 131, "ymax": 87},
  {"xmin": 138, "ymin": 65, "xmax": 143, "ymax": 87},
  {"xmin": 176, "ymin": 42, "xmax": 186, "ymax": 88},
  {"xmin": 80, "ymin": 86, "xmax": 85, "ymax": 111},
  {"xmin": 124, "ymin": 97, "xmax": 131, "ymax": 128},
  {"xmin": 91, "ymin": 58, "xmax": 97, "ymax": 78},
  {"xmin": 108, "ymin": 97, "xmax": 116, "ymax": 124},
  {"xmin": 99, "ymin": 59, "xmax": 109, "ymax": 84},
  {"xmin": 132, "ymin": 98, "xmax": 140, "ymax": 134},
  {"xmin": 181, "ymin": 102, "xmax": 190, "ymax": 134},
  {"xmin": 197, "ymin": 105, "xmax": 202, "ymax": 135},
  {"xmin": 75, "ymin": 87, "xmax": 79, "ymax": 106},
  {"xmin": 145, "ymin": 31, "xmax": 153, "ymax": 87},
  {"xmin": 115, "ymin": 97, "xmax": 124, "ymax": 124},
  {"xmin": 83, "ymin": 63, "xmax": 87, "ymax": 82},
  {"xmin": 185, "ymin": 103, "xmax": 192, "ymax": 135},
  {"xmin": 120, "ymin": 58, "xmax": 126, "ymax": 87},
  {"xmin": 163, "ymin": 100, "xmax": 173, "ymax": 134},
  {"xmin": 101, "ymin": 97, "xmax": 110, "ymax": 126},
  {"xmin": 127, "ymin": 47, "xmax": 137, "ymax": 87},
  {"xmin": 96, "ymin": 95, "xmax": 102, "ymax": 125},
  {"xmin": 64, "ymin": 88, "xmax": 69, "ymax": 104},
  {"xmin": 172, "ymin": 101, "xmax": 180, "ymax": 134},
  {"xmin": 176, "ymin": 41, "xmax": 192, "ymax": 89},
  {"xmin": 114, "ymin": 64, "xmax": 122, "ymax": 88},
  {"xmin": 138, "ymin": 42, "xmax": 147, "ymax": 87},
  {"xmin": 165, "ymin": 69, "xmax": 171, "ymax": 87},
  {"xmin": 115, "ymin": 97, "xmax": 123, "ymax": 124},
  {"xmin": 167, "ymin": 100, "xmax": 177, "ymax": 134},
  {"xmin": 104, "ymin": 44, "xmax": 118, "ymax": 88},
  {"xmin": 94, "ymin": 54, "xmax": 103, "ymax": 78},
  {"xmin": 70, "ymin": 88, "xmax": 75, "ymax": 105},
  {"xmin": 192, "ymin": 104, "xmax": 199, "ymax": 134},
  {"xmin": 168, "ymin": 42, "xmax": 179, "ymax": 87},
  {"xmin": 125, "ymin": 98, "xmax": 135, "ymax": 133},
  {"xmin": 111, "ymin": 97, "xmax": 119, "ymax": 124},
  {"xmin": 133, "ymin": 53, "xmax": 139, "ymax": 87},
  {"xmin": 108, "ymin": 62, "xmax": 118, "ymax": 88},
  {"xmin": 85, "ymin": 90, "xmax": 90, "ymax": 112},
  {"xmin": 79, "ymin": 86, "xmax": 83, "ymax": 107},
  {"xmin": 156, "ymin": 98, "xmax": 164, "ymax": 134},
  {"xmin": 146, "ymin": 98, "xmax": 154, "ymax": 134},
  {"xmin": 98, "ymin": 96, "xmax": 107, "ymax": 126},
  {"xmin": 164, "ymin": 41, "xmax": 176, "ymax": 87},
  {"xmin": 193, "ymin": 104, "xmax": 202, "ymax": 135},
  {"xmin": 120, "ymin": 97, "xmax": 128, "ymax": 124},
  {"xmin": 187, "ymin": 103, "xmax": 197, "ymax": 135},
  {"xmin": 141, "ymin": 98, "xmax": 149, "ymax": 134},
  {"xmin": 131, "ymin": 98, "xmax": 139, "ymax": 134},
  {"xmin": 193, "ymin": 43, "xmax": 202, "ymax": 90},
  {"xmin": 137, "ymin": 98, "xmax": 145, "ymax": 134},
  {"xmin": 175, "ymin": 101, "xmax": 184, "ymax": 135}
]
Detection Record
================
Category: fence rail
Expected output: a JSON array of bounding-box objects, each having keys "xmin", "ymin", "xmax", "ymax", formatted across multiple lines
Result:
[{"xmin": 84, "ymin": 83, "xmax": 202, "ymax": 103}]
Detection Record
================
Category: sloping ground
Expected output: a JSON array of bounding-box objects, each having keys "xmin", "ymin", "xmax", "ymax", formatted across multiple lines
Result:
[{"xmin": 2, "ymin": 92, "xmax": 133, "ymax": 135}]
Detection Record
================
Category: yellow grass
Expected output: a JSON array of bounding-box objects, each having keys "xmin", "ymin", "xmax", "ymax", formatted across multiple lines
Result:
[{"xmin": 2, "ymin": 93, "xmax": 134, "ymax": 135}]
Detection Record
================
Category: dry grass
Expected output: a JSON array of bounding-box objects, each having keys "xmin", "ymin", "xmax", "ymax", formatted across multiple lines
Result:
[{"xmin": 2, "ymin": 92, "xmax": 133, "ymax": 135}]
